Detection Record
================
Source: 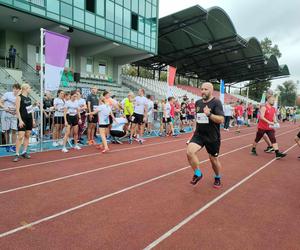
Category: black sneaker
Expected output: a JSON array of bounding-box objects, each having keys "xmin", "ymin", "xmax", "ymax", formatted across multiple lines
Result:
[
  {"xmin": 276, "ymin": 152, "xmax": 287, "ymax": 159},
  {"xmin": 251, "ymin": 148, "xmax": 258, "ymax": 156},
  {"xmin": 190, "ymin": 174, "xmax": 203, "ymax": 185},
  {"xmin": 264, "ymin": 146, "xmax": 274, "ymax": 153},
  {"xmin": 13, "ymin": 155, "xmax": 20, "ymax": 162},
  {"xmin": 213, "ymin": 178, "xmax": 222, "ymax": 189},
  {"xmin": 21, "ymin": 152, "xmax": 31, "ymax": 159}
]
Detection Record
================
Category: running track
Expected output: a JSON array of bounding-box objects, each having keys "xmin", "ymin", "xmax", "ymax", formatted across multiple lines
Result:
[{"xmin": 0, "ymin": 123, "xmax": 299, "ymax": 249}]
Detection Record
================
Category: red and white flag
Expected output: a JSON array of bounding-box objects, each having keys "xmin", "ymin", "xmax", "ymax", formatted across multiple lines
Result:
[{"xmin": 167, "ymin": 65, "xmax": 176, "ymax": 98}]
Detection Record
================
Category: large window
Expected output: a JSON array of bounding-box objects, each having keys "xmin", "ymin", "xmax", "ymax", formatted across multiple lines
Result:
[
  {"xmin": 98, "ymin": 63, "xmax": 106, "ymax": 75},
  {"xmin": 86, "ymin": 58, "xmax": 93, "ymax": 72},
  {"xmin": 85, "ymin": 0, "xmax": 95, "ymax": 13},
  {"xmin": 132, "ymin": 0, "xmax": 138, "ymax": 13},
  {"xmin": 96, "ymin": 0, "xmax": 104, "ymax": 16},
  {"xmin": 115, "ymin": 4, "xmax": 123, "ymax": 25},
  {"xmin": 73, "ymin": 7, "xmax": 84, "ymax": 22},
  {"xmin": 106, "ymin": 0, "xmax": 114, "ymax": 21},
  {"xmin": 60, "ymin": 2, "xmax": 73, "ymax": 19},
  {"xmin": 47, "ymin": 0, "xmax": 59, "ymax": 13},
  {"xmin": 131, "ymin": 13, "xmax": 138, "ymax": 31}
]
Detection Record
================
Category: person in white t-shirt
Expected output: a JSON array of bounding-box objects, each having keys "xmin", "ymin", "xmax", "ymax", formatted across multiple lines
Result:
[
  {"xmin": 146, "ymin": 95, "xmax": 154, "ymax": 134},
  {"xmin": 62, "ymin": 90, "xmax": 82, "ymax": 153},
  {"xmin": 0, "ymin": 83, "xmax": 20, "ymax": 152},
  {"xmin": 89, "ymin": 96, "xmax": 116, "ymax": 153},
  {"xmin": 110, "ymin": 116, "xmax": 128, "ymax": 144},
  {"xmin": 52, "ymin": 90, "xmax": 65, "ymax": 146},
  {"xmin": 223, "ymin": 101, "xmax": 233, "ymax": 131},
  {"xmin": 129, "ymin": 88, "xmax": 148, "ymax": 144}
]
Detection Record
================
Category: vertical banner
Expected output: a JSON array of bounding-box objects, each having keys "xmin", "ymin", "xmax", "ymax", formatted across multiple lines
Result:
[
  {"xmin": 260, "ymin": 91, "xmax": 266, "ymax": 104},
  {"xmin": 220, "ymin": 79, "xmax": 225, "ymax": 104},
  {"xmin": 44, "ymin": 30, "xmax": 70, "ymax": 91},
  {"xmin": 167, "ymin": 65, "xmax": 176, "ymax": 98}
]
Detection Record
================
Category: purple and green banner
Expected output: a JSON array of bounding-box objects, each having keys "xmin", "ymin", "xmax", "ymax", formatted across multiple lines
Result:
[{"xmin": 44, "ymin": 30, "xmax": 70, "ymax": 91}]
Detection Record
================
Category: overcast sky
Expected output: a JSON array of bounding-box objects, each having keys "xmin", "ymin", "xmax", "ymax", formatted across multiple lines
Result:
[{"xmin": 159, "ymin": 0, "xmax": 300, "ymax": 93}]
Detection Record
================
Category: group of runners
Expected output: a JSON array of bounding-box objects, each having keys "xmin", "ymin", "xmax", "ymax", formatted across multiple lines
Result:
[{"xmin": 1, "ymin": 83, "xmax": 300, "ymax": 191}]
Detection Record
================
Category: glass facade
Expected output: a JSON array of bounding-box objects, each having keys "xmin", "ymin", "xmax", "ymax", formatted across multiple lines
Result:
[{"xmin": 0, "ymin": 0, "xmax": 158, "ymax": 54}]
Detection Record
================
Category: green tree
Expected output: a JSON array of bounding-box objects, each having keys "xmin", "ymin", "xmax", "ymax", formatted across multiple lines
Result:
[
  {"xmin": 260, "ymin": 37, "xmax": 282, "ymax": 58},
  {"xmin": 277, "ymin": 80, "xmax": 297, "ymax": 106},
  {"xmin": 248, "ymin": 80, "xmax": 271, "ymax": 102}
]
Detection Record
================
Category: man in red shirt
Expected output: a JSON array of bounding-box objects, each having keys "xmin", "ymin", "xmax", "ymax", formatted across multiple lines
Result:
[
  {"xmin": 187, "ymin": 98, "xmax": 196, "ymax": 127},
  {"xmin": 234, "ymin": 101, "xmax": 244, "ymax": 133},
  {"xmin": 251, "ymin": 95, "xmax": 286, "ymax": 159},
  {"xmin": 247, "ymin": 102, "xmax": 253, "ymax": 126}
]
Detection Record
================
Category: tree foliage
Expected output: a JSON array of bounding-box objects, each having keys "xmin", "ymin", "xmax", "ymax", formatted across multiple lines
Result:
[
  {"xmin": 260, "ymin": 37, "xmax": 282, "ymax": 58},
  {"xmin": 248, "ymin": 80, "xmax": 272, "ymax": 102},
  {"xmin": 277, "ymin": 80, "xmax": 297, "ymax": 106}
]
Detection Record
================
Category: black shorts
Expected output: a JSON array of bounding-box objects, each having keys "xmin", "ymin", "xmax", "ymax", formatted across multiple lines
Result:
[
  {"xmin": 67, "ymin": 115, "xmax": 78, "ymax": 126},
  {"xmin": 255, "ymin": 129, "xmax": 276, "ymax": 144},
  {"xmin": 109, "ymin": 115, "xmax": 113, "ymax": 125},
  {"xmin": 88, "ymin": 114, "xmax": 98, "ymax": 124},
  {"xmin": 126, "ymin": 115, "xmax": 132, "ymax": 123},
  {"xmin": 99, "ymin": 124, "xmax": 109, "ymax": 128},
  {"xmin": 180, "ymin": 115, "xmax": 186, "ymax": 121},
  {"xmin": 190, "ymin": 133, "xmax": 221, "ymax": 157},
  {"xmin": 132, "ymin": 113, "xmax": 144, "ymax": 125},
  {"xmin": 54, "ymin": 116, "xmax": 64, "ymax": 125},
  {"xmin": 162, "ymin": 117, "xmax": 171, "ymax": 123},
  {"xmin": 297, "ymin": 131, "xmax": 300, "ymax": 139},
  {"xmin": 111, "ymin": 130, "xmax": 126, "ymax": 138},
  {"xmin": 187, "ymin": 114, "xmax": 195, "ymax": 120},
  {"xmin": 248, "ymin": 115, "xmax": 252, "ymax": 119},
  {"xmin": 18, "ymin": 117, "xmax": 33, "ymax": 132}
]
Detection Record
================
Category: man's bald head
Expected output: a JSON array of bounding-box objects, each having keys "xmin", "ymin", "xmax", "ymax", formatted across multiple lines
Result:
[{"xmin": 201, "ymin": 82, "xmax": 214, "ymax": 101}]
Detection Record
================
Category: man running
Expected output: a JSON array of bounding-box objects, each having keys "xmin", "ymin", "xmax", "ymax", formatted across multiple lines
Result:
[
  {"xmin": 251, "ymin": 94, "xmax": 286, "ymax": 159},
  {"xmin": 186, "ymin": 82, "xmax": 224, "ymax": 188}
]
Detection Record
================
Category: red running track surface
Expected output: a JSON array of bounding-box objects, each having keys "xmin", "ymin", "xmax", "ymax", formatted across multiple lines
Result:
[{"xmin": 0, "ymin": 123, "xmax": 299, "ymax": 249}]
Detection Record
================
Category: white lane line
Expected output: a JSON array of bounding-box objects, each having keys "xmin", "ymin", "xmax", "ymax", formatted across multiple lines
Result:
[
  {"xmin": 0, "ymin": 128, "xmax": 296, "ymax": 195},
  {"xmin": 0, "ymin": 127, "xmax": 259, "ymax": 172},
  {"xmin": 0, "ymin": 130, "xmax": 259, "ymax": 194},
  {"xmin": 0, "ymin": 126, "xmax": 268, "ymax": 173},
  {"xmin": 0, "ymin": 129, "xmax": 296, "ymax": 238},
  {"xmin": 143, "ymin": 143, "xmax": 298, "ymax": 250},
  {"xmin": 0, "ymin": 138, "xmax": 186, "ymax": 172}
]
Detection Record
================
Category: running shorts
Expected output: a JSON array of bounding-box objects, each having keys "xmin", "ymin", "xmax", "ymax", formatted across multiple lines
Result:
[
  {"xmin": 190, "ymin": 134, "xmax": 221, "ymax": 157},
  {"xmin": 1, "ymin": 112, "xmax": 17, "ymax": 130},
  {"xmin": 131, "ymin": 113, "xmax": 144, "ymax": 125},
  {"xmin": 255, "ymin": 129, "xmax": 276, "ymax": 144},
  {"xmin": 18, "ymin": 117, "xmax": 33, "ymax": 131},
  {"xmin": 67, "ymin": 115, "xmax": 78, "ymax": 127},
  {"xmin": 54, "ymin": 116, "xmax": 64, "ymax": 125}
]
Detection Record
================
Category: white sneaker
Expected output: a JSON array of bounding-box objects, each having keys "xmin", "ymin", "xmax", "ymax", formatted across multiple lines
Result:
[
  {"xmin": 74, "ymin": 145, "xmax": 81, "ymax": 150},
  {"xmin": 62, "ymin": 147, "xmax": 69, "ymax": 153},
  {"xmin": 52, "ymin": 141, "xmax": 59, "ymax": 147}
]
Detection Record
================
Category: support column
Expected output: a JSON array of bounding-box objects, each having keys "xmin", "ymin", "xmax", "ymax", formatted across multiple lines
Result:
[{"xmin": 113, "ymin": 64, "xmax": 122, "ymax": 84}]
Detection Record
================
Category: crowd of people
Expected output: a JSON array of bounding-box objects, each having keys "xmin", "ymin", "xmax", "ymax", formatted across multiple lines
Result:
[{"xmin": 0, "ymin": 83, "xmax": 299, "ymax": 173}]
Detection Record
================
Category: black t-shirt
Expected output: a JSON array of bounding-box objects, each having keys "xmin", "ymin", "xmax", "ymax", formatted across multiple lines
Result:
[
  {"xmin": 86, "ymin": 94, "xmax": 99, "ymax": 111},
  {"xmin": 43, "ymin": 98, "xmax": 53, "ymax": 113},
  {"xmin": 195, "ymin": 97, "xmax": 224, "ymax": 142},
  {"xmin": 19, "ymin": 94, "xmax": 32, "ymax": 120}
]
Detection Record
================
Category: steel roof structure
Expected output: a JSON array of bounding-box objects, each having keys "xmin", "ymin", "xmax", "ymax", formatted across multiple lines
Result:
[{"xmin": 134, "ymin": 5, "xmax": 290, "ymax": 84}]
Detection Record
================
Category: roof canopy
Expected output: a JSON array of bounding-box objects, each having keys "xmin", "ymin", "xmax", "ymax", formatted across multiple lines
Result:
[{"xmin": 134, "ymin": 5, "xmax": 290, "ymax": 84}]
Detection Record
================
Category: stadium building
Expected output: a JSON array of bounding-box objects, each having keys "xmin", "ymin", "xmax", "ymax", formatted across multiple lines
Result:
[{"xmin": 0, "ymin": 0, "xmax": 158, "ymax": 99}]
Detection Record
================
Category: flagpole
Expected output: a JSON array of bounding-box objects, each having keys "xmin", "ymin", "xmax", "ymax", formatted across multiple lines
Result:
[{"xmin": 40, "ymin": 28, "xmax": 44, "ymax": 151}]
